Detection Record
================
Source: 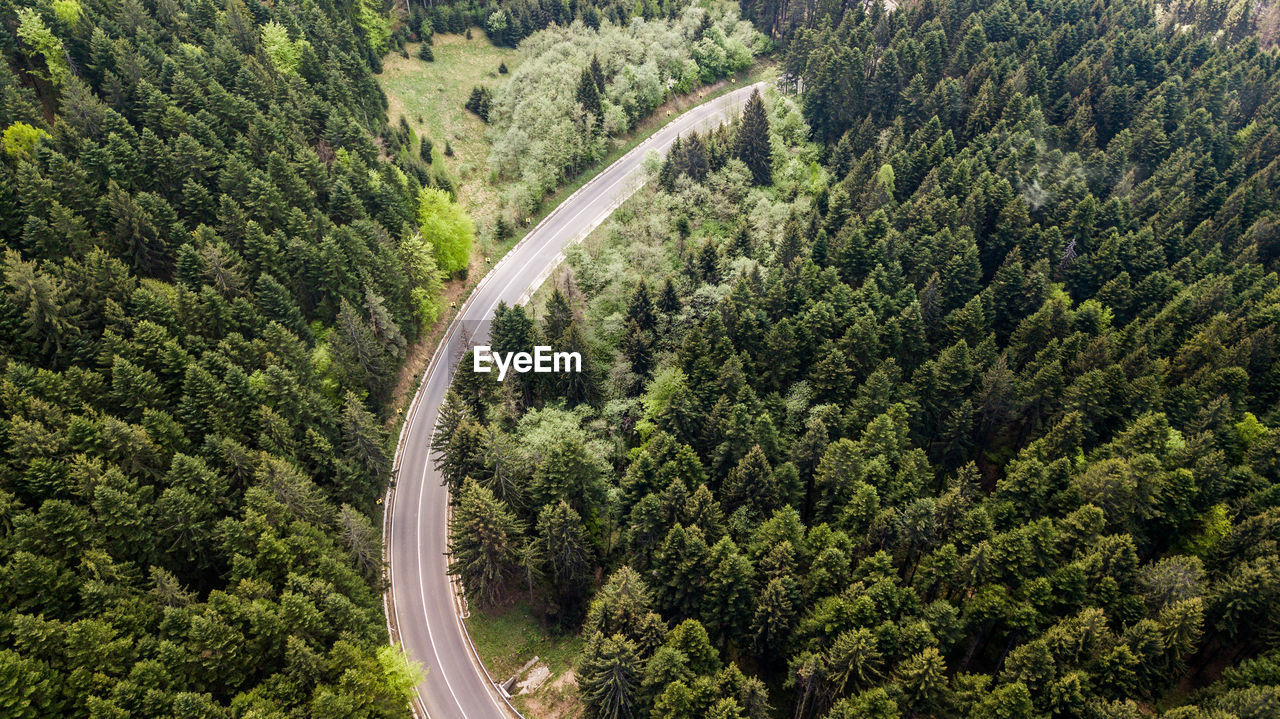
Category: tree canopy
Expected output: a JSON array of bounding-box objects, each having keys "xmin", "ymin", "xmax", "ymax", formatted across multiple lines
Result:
[{"xmin": 434, "ymin": 1, "xmax": 1280, "ymax": 717}]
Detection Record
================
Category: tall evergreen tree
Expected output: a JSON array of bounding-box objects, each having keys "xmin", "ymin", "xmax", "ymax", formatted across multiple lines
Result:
[
  {"xmin": 449, "ymin": 480, "xmax": 526, "ymax": 606},
  {"xmin": 734, "ymin": 89, "xmax": 772, "ymax": 186},
  {"xmin": 577, "ymin": 65, "xmax": 605, "ymax": 132},
  {"xmin": 579, "ymin": 632, "xmax": 643, "ymax": 719}
]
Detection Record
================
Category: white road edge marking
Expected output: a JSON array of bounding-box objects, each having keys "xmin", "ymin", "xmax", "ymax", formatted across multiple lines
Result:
[{"xmin": 416, "ymin": 452, "xmax": 471, "ymax": 719}]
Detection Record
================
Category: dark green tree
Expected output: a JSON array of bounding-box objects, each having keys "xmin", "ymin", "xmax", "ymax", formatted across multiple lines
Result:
[{"xmin": 734, "ymin": 89, "xmax": 772, "ymax": 186}]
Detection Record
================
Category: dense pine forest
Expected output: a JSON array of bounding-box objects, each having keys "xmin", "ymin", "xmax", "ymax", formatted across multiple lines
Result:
[
  {"xmin": 0, "ymin": 0, "xmax": 444, "ymax": 714},
  {"xmin": 436, "ymin": 0, "xmax": 1280, "ymax": 718},
  {"xmin": 405, "ymin": 0, "xmax": 705, "ymax": 49}
]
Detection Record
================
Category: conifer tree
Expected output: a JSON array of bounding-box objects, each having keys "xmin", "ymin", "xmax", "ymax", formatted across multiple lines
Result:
[
  {"xmin": 536, "ymin": 500, "xmax": 596, "ymax": 615},
  {"xmin": 658, "ymin": 278, "xmax": 681, "ymax": 314},
  {"xmin": 734, "ymin": 89, "xmax": 772, "ymax": 186},
  {"xmin": 580, "ymin": 632, "xmax": 643, "ymax": 719},
  {"xmin": 589, "ymin": 54, "xmax": 606, "ymax": 91},
  {"xmin": 627, "ymin": 282, "xmax": 656, "ymax": 330},
  {"xmin": 577, "ymin": 65, "xmax": 605, "ymax": 131},
  {"xmin": 449, "ymin": 480, "xmax": 525, "ymax": 606},
  {"xmin": 543, "ymin": 287, "xmax": 575, "ymax": 343}
]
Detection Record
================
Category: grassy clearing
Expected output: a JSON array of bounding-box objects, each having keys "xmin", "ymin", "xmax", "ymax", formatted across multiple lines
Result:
[
  {"xmin": 464, "ymin": 601, "xmax": 585, "ymax": 717},
  {"xmin": 379, "ymin": 30, "xmax": 516, "ymax": 237},
  {"xmin": 465, "ymin": 601, "xmax": 583, "ymax": 679}
]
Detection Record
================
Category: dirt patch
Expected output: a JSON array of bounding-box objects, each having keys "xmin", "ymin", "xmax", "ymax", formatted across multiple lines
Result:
[
  {"xmin": 550, "ymin": 670, "xmax": 577, "ymax": 691},
  {"xmin": 519, "ymin": 670, "xmax": 582, "ymax": 719}
]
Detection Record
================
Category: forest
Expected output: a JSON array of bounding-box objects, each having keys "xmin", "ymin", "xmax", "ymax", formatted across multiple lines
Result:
[
  {"xmin": 5, "ymin": 0, "xmax": 1280, "ymax": 714},
  {"xmin": 433, "ymin": 0, "xmax": 1280, "ymax": 718},
  {"xmin": 405, "ymin": 0, "xmax": 705, "ymax": 49},
  {"xmin": 0, "ymin": 0, "xmax": 445, "ymax": 714}
]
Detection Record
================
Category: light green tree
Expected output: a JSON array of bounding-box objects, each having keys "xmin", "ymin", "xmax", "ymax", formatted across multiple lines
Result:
[
  {"xmin": 2, "ymin": 123, "xmax": 50, "ymax": 160},
  {"xmin": 417, "ymin": 187, "xmax": 474, "ymax": 275},
  {"xmin": 16, "ymin": 9, "xmax": 70, "ymax": 87},
  {"xmin": 260, "ymin": 21, "xmax": 308, "ymax": 75}
]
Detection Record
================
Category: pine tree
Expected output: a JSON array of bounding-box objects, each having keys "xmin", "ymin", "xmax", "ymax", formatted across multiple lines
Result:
[
  {"xmin": 703, "ymin": 541, "xmax": 755, "ymax": 649},
  {"xmin": 543, "ymin": 287, "xmax": 575, "ymax": 343},
  {"xmin": 449, "ymin": 480, "xmax": 525, "ymax": 606},
  {"xmin": 825, "ymin": 627, "xmax": 885, "ymax": 697},
  {"xmin": 658, "ymin": 278, "xmax": 681, "ymax": 314},
  {"xmin": 437, "ymin": 416, "xmax": 486, "ymax": 490},
  {"xmin": 340, "ymin": 391, "xmax": 392, "ymax": 500},
  {"xmin": 531, "ymin": 436, "xmax": 605, "ymax": 520},
  {"xmin": 537, "ymin": 500, "xmax": 596, "ymax": 617},
  {"xmin": 557, "ymin": 322, "xmax": 601, "ymax": 407},
  {"xmin": 651, "ymin": 524, "xmax": 713, "ymax": 619},
  {"xmin": 492, "ymin": 301, "xmax": 537, "ymax": 355},
  {"xmin": 589, "ymin": 54, "xmax": 606, "ymax": 92},
  {"xmin": 577, "ymin": 66, "xmax": 605, "ymax": 132},
  {"xmin": 751, "ymin": 576, "xmax": 798, "ymax": 662},
  {"xmin": 331, "ymin": 298, "xmax": 397, "ymax": 407},
  {"xmin": 627, "ymin": 282, "xmax": 656, "ymax": 330},
  {"xmin": 682, "ymin": 133, "xmax": 709, "ymax": 182},
  {"xmin": 255, "ymin": 272, "xmax": 310, "ymax": 339},
  {"xmin": 622, "ymin": 321, "xmax": 653, "ymax": 388},
  {"xmin": 666, "ymin": 619, "xmax": 720, "ymax": 675},
  {"xmin": 579, "ymin": 632, "xmax": 643, "ymax": 719},
  {"xmin": 735, "ymin": 89, "xmax": 772, "ymax": 186},
  {"xmin": 585, "ymin": 566, "xmax": 669, "ymax": 651},
  {"xmin": 2, "ymin": 249, "xmax": 81, "ymax": 362},
  {"xmin": 721, "ymin": 446, "xmax": 779, "ymax": 518},
  {"xmin": 338, "ymin": 503, "xmax": 383, "ymax": 581},
  {"xmin": 465, "ymin": 85, "xmax": 493, "ymax": 121}
]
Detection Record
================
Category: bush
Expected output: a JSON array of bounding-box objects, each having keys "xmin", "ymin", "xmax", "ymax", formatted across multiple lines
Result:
[{"xmin": 418, "ymin": 42, "xmax": 434, "ymax": 61}]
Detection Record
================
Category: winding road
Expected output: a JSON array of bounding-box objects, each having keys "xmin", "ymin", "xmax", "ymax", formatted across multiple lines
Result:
[{"xmin": 382, "ymin": 81, "xmax": 766, "ymax": 719}]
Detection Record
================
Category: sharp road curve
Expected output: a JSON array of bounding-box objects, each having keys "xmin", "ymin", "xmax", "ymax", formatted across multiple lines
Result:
[{"xmin": 383, "ymin": 81, "xmax": 767, "ymax": 719}]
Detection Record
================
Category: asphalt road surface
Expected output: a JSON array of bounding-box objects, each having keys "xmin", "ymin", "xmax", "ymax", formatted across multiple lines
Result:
[{"xmin": 383, "ymin": 81, "xmax": 767, "ymax": 719}]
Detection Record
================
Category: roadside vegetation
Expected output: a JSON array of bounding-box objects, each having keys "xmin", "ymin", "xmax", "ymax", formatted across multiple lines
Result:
[
  {"xmin": 487, "ymin": 6, "xmax": 766, "ymax": 219},
  {"xmin": 379, "ymin": 9, "xmax": 769, "ymax": 413}
]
